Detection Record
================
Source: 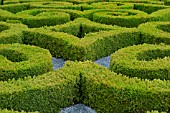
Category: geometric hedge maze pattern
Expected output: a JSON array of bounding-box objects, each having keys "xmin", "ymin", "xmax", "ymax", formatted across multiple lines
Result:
[{"xmin": 0, "ymin": 0, "xmax": 170, "ymax": 113}]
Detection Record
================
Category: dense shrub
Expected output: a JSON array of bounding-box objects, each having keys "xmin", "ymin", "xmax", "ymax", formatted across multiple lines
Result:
[
  {"xmin": 23, "ymin": 18, "xmax": 140, "ymax": 61},
  {"xmin": 0, "ymin": 43, "xmax": 53, "ymax": 81},
  {"xmin": 148, "ymin": 8, "xmax": 170, "ymax": 21},
  {"xmin": 93, "ymin": 9, "xmax": 149, "ymax": 27},
  {"xmin": 15, "ymin": 9, "xmax": 70, "ymax": 28},
  {"xmin": 0, "ymin": 22, "xmax": 27, "ymax": 44},
  {"xmin": 134, "ymin": 3, "xmax": 170, "ymax": 14},
  {"xmin": 0, "ymin": 61, "xmax": 170, "ymax": 113},
  {"xmin": 138, "ymin": 21, "xmax": 170, "ymax": 44},
  {"xmin": 0, "ymin": 3, "xmax": 30, "ymax": 13},
  {"xmin": 110, "ymin": 43, "xmax": 170, "ymax": 80}
]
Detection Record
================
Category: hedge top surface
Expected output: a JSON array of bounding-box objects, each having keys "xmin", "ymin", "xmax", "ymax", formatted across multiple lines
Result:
[
  {"xmin": 138, "ymin": 21, "xmax": 170, "ymax": 44},
  {"xmin": 0, "ymin": 109, "xmax": 39, "ymax": 113},
  {"xmin": 148, "ymin": 8, "xmax": 170, "ymax": 21},
  {"xmin": 0, "ymin": 43, "xmax": 53, "ymax": 80},
  {"xmin": 0, "ymin": 21, "xmax": 27, "ymax": 44},
  {"xmin": 110, "ymin": 43, "xmax": 170, "ymax": 80}
]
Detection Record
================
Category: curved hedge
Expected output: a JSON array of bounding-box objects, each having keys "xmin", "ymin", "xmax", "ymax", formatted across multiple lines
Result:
[
  {"xmin": 15, "ymin": 9, "xmax": 70, "ymax": 28},
  {"xmin": 138, "ymin": 21, "xmax": 170, "ymax": 44},
  {"xmin": 134, "ymin": 3, "xmax": 170, "ymax": 14},
  {"xmin": 148, "ymin": 8, "xmax": 170, "ymax": 22},
  {"xmin": 0, "ymin": 43, "xmax": 53, "ymax": 81},
  {"xmin": 0, "ymin": 61, "xmax": 170, "ymax": 113},
  {"xmin": 0, "ymin": 22, "xmax": 27, "ymax": 44},
  {"xmin": 93, "ymin": 9, "xmax": 149, "ymax": 27},
  {"xmin": 0, "ymin": 3, "xmax": 30, "ymax": 13},
  {"xmin": 23, "ymin": 18, "xmax": 140, "ymax": 61},
  {"xmin": 110, "ymin": 44, "xmax": 170, "ymax": 80}
]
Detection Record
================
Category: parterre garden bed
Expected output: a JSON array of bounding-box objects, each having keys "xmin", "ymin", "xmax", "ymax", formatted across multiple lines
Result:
[{"xmin": 0, "ymin": 0, "xmax": 170, "ymax": 113}]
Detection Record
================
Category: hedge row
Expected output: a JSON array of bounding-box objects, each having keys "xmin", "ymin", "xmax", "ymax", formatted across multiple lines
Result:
[
  {"xmin": 1, "ymin": 61, "xmax": 170, "ymax": 113},
  {"xmin": 134, "ymin": 3, "xmax": 170, "ymax": 14},
  {"xmin": 0, "ymin": 109, "xmax": 38, "ymax": 113},
  {"xmin": 92, "ymin": 9, "xmax": 149, "ymax": 27},
  {"xmin": 138, "ymin": 21, "xmax": 170, "ymax": 44},
  {"xmin": 0, "ymin": 22, "xmax": 27, "ymax": 44},
  {"xmin": 15, "ymin": 9, "xmax": 70, "ymax": 28},
  {"xmin": 0, "ymin": 43, "xmax": 53, "ymax": 81},
  {"xmin": 0, "ymin": 3, "xmax": 30, "ymax": 13},
  {"xmin": 23, "ymin": 18, "xmax": 140, "ymax": 61},
  {"xmin": 0, "ymin": 8, "xmax": 70, "ymax": 28},
  {"xmin": 110, "ymin": 43, "xmax": 170, "ymax": 80}
]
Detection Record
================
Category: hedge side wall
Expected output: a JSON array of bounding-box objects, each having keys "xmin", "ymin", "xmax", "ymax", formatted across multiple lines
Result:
[
  {"xmin": 0, "ymin": 43, "xmax": 53, "ymax": 81},
  {"xmin": 93, "ymin": 9, "xmax": 149, "ymax": 27},
  {"xmin": 110, "ymin": 44, "xmax": 170, "ymax": 80},
  {"xmin": 0, "ymin": 22, "xmax": 27, "ymax": 44},
  {"xmin": 23, "ymin": 20, "xmax": 140, "ymax": 61},
  {"xmin": 138, "ymin": 21, "xmax": 170, "ymax": 44},
  {"xmin": 0, "ymin": 61, "xmax": 170, "ymax": 113},
  {"xmin": 0, "ymin": 3, "xmax": 30, "ymax": 13}
]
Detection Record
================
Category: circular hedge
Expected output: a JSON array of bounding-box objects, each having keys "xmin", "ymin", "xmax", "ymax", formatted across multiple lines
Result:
[
  {"xmin": 138, "ymin": 21, "xmax": 170, "ymax": 44},
  {"xmin": 92, "ymin": 9, "xmax": 149, "ymax": 27},
  {"xmin": 0, "ymin": 43, "xmax": 53, "ymax": 81},
  {"xmin": 0, "ymin": 22, "xmax": 27, "ymax": 44},
  {"xmin": 15, "ymin": 9, "xmax": 70, "ymax": 28},
  {"xmin": 110, "ymin": 44, "xmax": 170, "ymax": 80}
]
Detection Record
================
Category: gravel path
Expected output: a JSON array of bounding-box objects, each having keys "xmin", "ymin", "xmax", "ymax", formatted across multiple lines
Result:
[{"xmin": 52, "ymin": 56, "xmax": 110, "ymax": 70}]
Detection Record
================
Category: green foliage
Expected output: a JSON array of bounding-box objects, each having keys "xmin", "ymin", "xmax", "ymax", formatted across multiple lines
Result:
[
  {"xmin": 148, "ymin": 8, "xmax": 170, "ymax": 21},
  {"xmin": 23, "ymin": 18, "xmax": 140, "ymax": 61},
  {"xmin": 0, "ymin": 43, "xmax": 53, "ymax": 81},
  {"xmin": 0, "ymin": 22, "xmax": 27, "ymax": 44},
  {"xmin": 0, "ymin": 3, "xmax": 30, "ymax": 13},
  {"xmin": 15, "ymin": 9, "xmax": 70, "ymax": 28},
  {"xmin": 0, "ymin": 61, "xmax": 170, "ymax": 113},
  {"xmin": 0, "ymin": 109, "xmax": 39, "ymax": 113},
  {"xmin": 138, "ymin": 21, "xmax": 170, "ymax": 44},
  {"xmin": 93, "ymin": 9, "xmax": 149, "ymax": 27},
  {"xmin": 134, "ymin": 3, "xmax": 170, "ymax": 14},
  {"xmin": 110, "ymin": 43, "xmax": 170, "ymax": 80}
]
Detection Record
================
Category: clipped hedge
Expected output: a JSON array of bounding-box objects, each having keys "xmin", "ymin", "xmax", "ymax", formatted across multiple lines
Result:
[
  {"xmin": 0, "ymin": 3, "xmax": 30, "ymax": 13},
  {"xmin": 0, "ymin": 43, "xmax": 53, "ymax": 81},
  {"xmin": 93, "ymin": 9, "xmax": 149, "ymax": 27},
  {"xmin": 0, "ymin": 22, "xmax": 27, "ymax": 44},
  {"xmin": 0, "ymin": 9, "xmax": 16, "ymax": 21},
  {"xmin": 0, "ymin": 109, "xmax": 38, "ymax": 113},
  {"xmin": 110, "ymin": 43, "xmax": 170, "ymax": 80},
  {"xmin": 23, "ymin": 18, "xmax": 140, "ymax": 61},
  {"xmin": 0, "ymin": 61, "xmax": 170, "ymax": 113},
  {"xmin": 138, "ymin": 21, "xmax": 170, "ymax": 44},
  {"xmin": 134, "ymin": 3, "xmax": 170, "ymax": 14},
  {"xmin": 15, "ymin": 9, "xmax": 70, "ymax": 28},
  {"xmin": 148, "ymin": 8, "xmax": 170, "ymax": 22}
]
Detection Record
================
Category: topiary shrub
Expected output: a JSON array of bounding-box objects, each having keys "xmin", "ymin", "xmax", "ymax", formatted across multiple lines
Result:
[
  {"xmin": 110, "ymin": 43, "xmax": 170, "ymax": 80},
  {"xmin": 23, "ymin": 18, "xmax": 140, "ymax": 61},
  {"xmin": 15, "ymin": 9, "xmax": 70, "ymax": 28},
  {"xmin": 92, "ymin": 9, "xmax": 149, "ymax": 27},
  {"xmin": 138, "ymin": 21, "xmax": 170, "ymax": 44},
  {"xmin": 0, "ymin": 43, "xmax": 53, "ymax": 81},
  {"xmin": 0, "ymin": 22, "xmax": 27, "ymax": 44}
]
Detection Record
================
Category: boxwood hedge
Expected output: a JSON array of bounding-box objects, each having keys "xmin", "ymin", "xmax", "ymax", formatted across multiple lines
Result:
[
  {"xmin": 0, "ymin": 22, "xmax": 27, "ymax": 44},
  {"xmin": 0, "ymin": 43, "xmax": 53, "ymax": 81},
  {"xmin": 0, "ymin": 61, "xmax": 170, "ymax": 113},
  {"xmin": 110, "ymin": 43, "xmax": 170, "ymax": 80},
  {"xmin": 15, "ymin": 9, "xmax": 70, "ymax": 28},
  {"xmin": 92, "ymin": 9, "xmax": 149, "ymax": 27},
  {"xmin": 138, "ymin": 21, "xmax": 170, "ymax": 44},
  {"xmin": 23, "ymin": 18, "xmax": 140, "ymax": 61}
]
